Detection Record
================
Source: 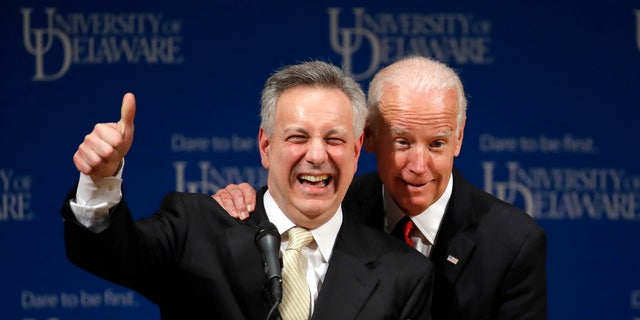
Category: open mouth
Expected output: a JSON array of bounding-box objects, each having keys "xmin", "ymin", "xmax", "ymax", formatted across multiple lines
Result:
[{"xmin": 297, "ymin": 174, "xmax": 331, "ymax": 187}]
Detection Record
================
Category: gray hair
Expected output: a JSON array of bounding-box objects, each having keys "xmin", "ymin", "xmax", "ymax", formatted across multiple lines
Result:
[
  {"xmin": 260, "ymin": 61, "xmax": 367, "ymax": 137},
  {"xmin": 367, "ymin": 56, "xmax": 467, "ymax": 137}
]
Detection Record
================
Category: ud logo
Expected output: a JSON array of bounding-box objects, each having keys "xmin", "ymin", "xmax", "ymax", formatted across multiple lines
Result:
[
  {"xmin": 328, "ymin": 7, "xmax": 380, "ymax": 81},
  {"xmin": 328, "ymin": 7, "xmax": 493, "ymax": 80},
  {"xmin": 481, "ymin": 161, "xmax": 638, "ymax": 221},
  {"xmin": 20, "ymin": 7, "xmax": 184, "ymax": 82},
  {"xmin": 21, "ymin": 8, "xmax": 72, "ymax": 81}
]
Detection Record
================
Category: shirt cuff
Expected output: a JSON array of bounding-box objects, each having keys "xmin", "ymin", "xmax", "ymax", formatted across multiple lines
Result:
[{"xmin": 69, "ymin": 161, "xmax": 124, "ymax": 232}]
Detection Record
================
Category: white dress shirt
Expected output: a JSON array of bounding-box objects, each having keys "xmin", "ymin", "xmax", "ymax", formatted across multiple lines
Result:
[
  {"xmin": 384, "ymin": 173, "xmax": 453, "ymax": 257},
  {"xmin": 262, "ymin": 190, "xmax": 341, "ymax": 315},
  {"xmin": 69, "ymin": 163, "xmax": 124, "ymax": 233}
]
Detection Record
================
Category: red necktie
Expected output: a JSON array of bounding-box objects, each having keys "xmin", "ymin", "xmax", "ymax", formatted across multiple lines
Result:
[{"xmin": 393, "ymin": 216, "xmax": 415, "ymax": 247}]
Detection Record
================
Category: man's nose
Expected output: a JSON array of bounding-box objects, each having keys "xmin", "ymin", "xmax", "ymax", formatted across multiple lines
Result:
[
  {"xmin": 407, "ymin": 147, "xmax": 429, "ymax": 175},
  {"xmin": 305, "ymin": 138, "xmax": 329, "ymax": 165}
]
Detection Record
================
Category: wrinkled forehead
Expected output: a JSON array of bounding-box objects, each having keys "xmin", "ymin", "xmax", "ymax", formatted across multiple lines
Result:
[
  {"xmin": 381, "ymin": 84, "xmax": 457, "ymax": 107},
  {"xmin": 378, "ymin": 87, "xmax": 459, "ymax": 119}
]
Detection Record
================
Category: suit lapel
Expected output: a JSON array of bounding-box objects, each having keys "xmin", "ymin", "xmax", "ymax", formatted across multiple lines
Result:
[
  {"xmin": 343, "ymin": 173, "xmax": 386, "ymax": 230},
  {"xmin": 312, "ymin": 218, "xmax": 378, "ymax": 320},
  {"xmin": 225, "ymin": 191, "xmax": 275, "ymax": 317},
  {"xmin": 432, "ymin": 168, "xmax": 478, "ymax": 284},
  {"xmin": 436, "ymin": 231, "xmax": 475, "ymax": 283}
]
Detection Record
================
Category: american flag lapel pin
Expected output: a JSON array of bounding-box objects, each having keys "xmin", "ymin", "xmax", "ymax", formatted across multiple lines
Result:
[{"xmin": 447, "ymin": 254, "xmax": 459, "ymax": 265}]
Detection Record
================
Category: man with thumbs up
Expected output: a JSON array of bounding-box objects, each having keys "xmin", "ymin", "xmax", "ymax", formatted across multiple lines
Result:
[
  {"xmin": 60, "ymin": 61, "xmax": 435, "ymax": 320},
  {"xmin": 65, "ymin": 92, "xmax": 136, "ymax": 234},
  {"xmin": 72, "ymin": 92, "xmax": 135, "ymax": 180}
]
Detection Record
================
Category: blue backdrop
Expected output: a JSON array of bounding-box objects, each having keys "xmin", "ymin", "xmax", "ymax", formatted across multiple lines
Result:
[{"xmin": 2, "ymin": 0, "xmax": 639, "ymax": 319}]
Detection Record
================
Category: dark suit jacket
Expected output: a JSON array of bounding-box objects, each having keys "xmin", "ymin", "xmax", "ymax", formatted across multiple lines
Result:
[
  {"xmin": 343, "ymin": 168, "xmax": 547, "ymax": 320},
  {"xmin": 61, "ymin": 186, "xmax": 434, "ymax": 320}
]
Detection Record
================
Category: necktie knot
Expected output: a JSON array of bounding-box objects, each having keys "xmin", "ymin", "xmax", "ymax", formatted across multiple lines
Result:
[
  {"xmin": 392, "ymin": 216, "xmax": 416, "ymax": 247},
  {"xmin": 287, "ymin": 227, "xmax": 314, "ymax": 251}
]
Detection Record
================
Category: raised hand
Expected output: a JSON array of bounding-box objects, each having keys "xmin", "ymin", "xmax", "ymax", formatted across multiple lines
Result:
[
  {"xmin": 212, "ymin": 183, "xmax": 257, "ymax": 220},
  {"xmin": 73, "ymin": 93, "xmax": 136, "ymax": 179}
]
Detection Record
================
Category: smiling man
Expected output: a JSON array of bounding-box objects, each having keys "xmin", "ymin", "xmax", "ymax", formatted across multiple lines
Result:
[
  {"xmin": 60, "ymin": 61, "xmax": 435, "ymax": 320},
  {"xmin": 215, "ymin": 56, "xmax": 548, "ymax": 320},
  {"xmin": 258, "ymin": 84, "xmax": 357, "ymax": 230}
]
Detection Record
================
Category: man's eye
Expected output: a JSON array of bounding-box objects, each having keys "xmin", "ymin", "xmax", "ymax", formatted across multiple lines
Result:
[
  {"xmin": 395, "ymin": 139, "xmax": 410, "ymax": 147},
  {"xmin": 288, "ymin": 136, "xmax": 307, "ymax": 143},
  {"xmin": 431, "ymin": 141, "xmax": 444, "ymax": 148},
  {"xmin": 326, "ymin": 138, "xmax": 345, "ymax": 145}
]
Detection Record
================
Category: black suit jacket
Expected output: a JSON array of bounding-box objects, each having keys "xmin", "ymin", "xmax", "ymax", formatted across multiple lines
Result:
[
  {"xmin": 343, "ymin": 168, "xmax": 547, "ymax": 320},
  {"xmin": 62, "ymin": 186, "xmax": 434, "ymax": 320}
]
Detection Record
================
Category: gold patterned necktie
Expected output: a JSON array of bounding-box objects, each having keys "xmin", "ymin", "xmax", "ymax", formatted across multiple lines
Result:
[{"xmin": 279, "ymin": 227, "xmax": 314, "ymax": 320}]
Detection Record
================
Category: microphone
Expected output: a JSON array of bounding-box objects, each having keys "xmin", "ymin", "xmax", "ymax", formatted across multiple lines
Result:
[{"xmin": 255, "ymin": 221, "xmax": 283, "ymax": 304}]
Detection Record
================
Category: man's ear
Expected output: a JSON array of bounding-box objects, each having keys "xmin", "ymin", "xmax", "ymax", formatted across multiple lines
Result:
[
  {"xmin": 258, "ymin": 128, "xmax": 270, "ymax": 169},
  {"xmin": 454, "ymin": 116, "xmax": 466, "ymax": 157},
  {"xmin": 354, "ymin": 132, "xmax": 364, "ymax": 158}
]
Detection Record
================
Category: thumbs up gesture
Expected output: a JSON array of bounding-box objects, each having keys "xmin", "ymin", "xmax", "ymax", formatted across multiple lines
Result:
[{"xmin": 73, "ymin": 93, "xmax": 136, "ymax": 178}]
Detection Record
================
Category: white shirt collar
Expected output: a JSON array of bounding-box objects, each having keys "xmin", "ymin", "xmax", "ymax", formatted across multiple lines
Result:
[
  {"xmin": 262, "ymin": 189, "xmax": 341, "ymax": 263},
  {"xmin": 384, "ymin": 173, "xmax": 453, "ymax": 246}
]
